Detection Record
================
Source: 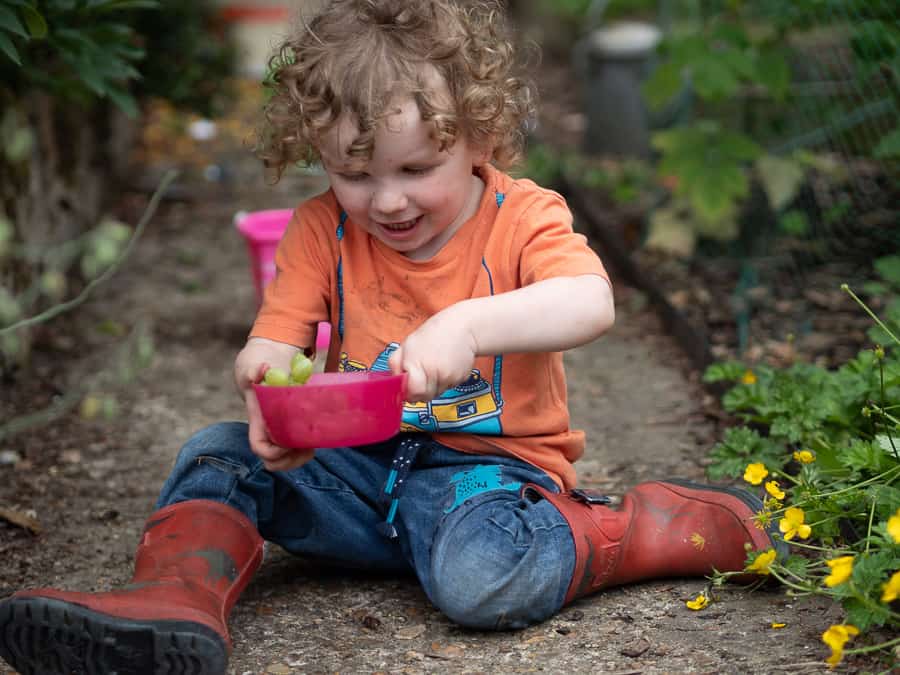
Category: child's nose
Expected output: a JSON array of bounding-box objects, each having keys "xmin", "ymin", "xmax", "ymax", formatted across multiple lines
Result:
[{"xmin": 371, "ymin": 184, "xmax": 407, "ymax": 215}]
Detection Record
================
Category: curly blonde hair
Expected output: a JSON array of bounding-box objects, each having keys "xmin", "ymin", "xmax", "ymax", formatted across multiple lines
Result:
[{"xmin": 258, "ymin": 0, "xmax": 535, "ymax": 180}]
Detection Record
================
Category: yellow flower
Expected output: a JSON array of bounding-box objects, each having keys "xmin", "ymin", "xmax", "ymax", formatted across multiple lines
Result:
[
  {"xmin": 823, "ymin": 556, "xmax": 854, "ymax": 587},
  {"xmin": 779, "ymin": 506, "xmax": 812, "ymax": 541},
  {"xmin": 765, "ymin": 480, "xmax": 785, "ymax": 500},
  {"xmin": 881, "ymin": 570, "xmax": 900, "ymax": 603},
  {"xmin": 741, "ymin": 370, "xmax": 757, "ymax": 385},
  {"xmin": 686, "ymin": 593, "xmax": 709, "ymax": 611},
  {"xmin": 887, "ymin": 508, "xmax": 900, "ymax": 544},
  {"xmin": 746, "ymin": 548, "xmax": 777, "ymax": 575},
  {"xmin": 744, "ymin": 462, "xmax": 769, "ymax": 485},
  {"xmin": 793, "ymin": 449, "xmax": 815, "ymax": 464},
  {"xmin": 822, "ymin": 624, "xmax": 859, "ymax": 667},
  {"xmin": 771, "ymin": 622, "xmax": 786, "ymax": 629}
]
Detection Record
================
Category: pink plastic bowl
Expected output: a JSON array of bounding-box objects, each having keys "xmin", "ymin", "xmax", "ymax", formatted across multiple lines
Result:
[
  {"xmin": 253, "ymin": 371, "xmax": 406, "ymax": 448},
  {"xmin": 234, "ymin": 209, "xmax": 293, "ymax": 303}
]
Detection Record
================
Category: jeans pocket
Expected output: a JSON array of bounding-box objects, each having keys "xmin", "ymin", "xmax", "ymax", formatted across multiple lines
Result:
[{"xmin": 196, "ymin": 454, "xmax": 252, "ymax": 480}]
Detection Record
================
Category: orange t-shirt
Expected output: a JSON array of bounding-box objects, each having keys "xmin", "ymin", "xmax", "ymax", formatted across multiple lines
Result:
[{"xmin": 250, "ymin": 164, "xmax": 609, "ymax": 489}]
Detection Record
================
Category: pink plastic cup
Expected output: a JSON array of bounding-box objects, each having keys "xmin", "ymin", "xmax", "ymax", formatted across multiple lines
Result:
[
  {"xmin": 234, "ymin": 209, "xmax": 293, "ymax": 303},
  {"xmin": 253, "ymin": 372, "xmax": 407, "ymax": 449}
]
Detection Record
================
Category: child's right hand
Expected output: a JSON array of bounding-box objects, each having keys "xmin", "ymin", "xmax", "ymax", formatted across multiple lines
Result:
[{"xmin": 234, "ymin": 338, "xmax": 316, "ymax": 471}]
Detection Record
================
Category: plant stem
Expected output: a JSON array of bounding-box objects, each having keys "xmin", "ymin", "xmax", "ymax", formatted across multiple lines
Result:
[
  {"xmin": 0, "ymin": 170, "xmax": 178, "ymax": 335},
  {"xmin": 841, "ymin": 284, "xmax": 900, "ymax": 346}
]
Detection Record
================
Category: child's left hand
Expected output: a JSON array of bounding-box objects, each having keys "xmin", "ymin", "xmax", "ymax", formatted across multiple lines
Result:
[{"xmin": 388, "ymin": 307, "xmax": 477, "ymax": 402}]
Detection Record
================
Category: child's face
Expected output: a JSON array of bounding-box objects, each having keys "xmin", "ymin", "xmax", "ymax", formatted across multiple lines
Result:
[{"xmin": 318, "ymin": 98, "xmax": 489, "ymax": 260}]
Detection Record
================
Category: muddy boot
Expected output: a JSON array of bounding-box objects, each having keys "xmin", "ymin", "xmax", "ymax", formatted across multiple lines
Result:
[
  {"xmin": 526, "ymin": 479, "xmax": 785, "ymax": 604},
  {"xmin": 0, "ymin": 499, "xmax": 263, "ymax": 675}
]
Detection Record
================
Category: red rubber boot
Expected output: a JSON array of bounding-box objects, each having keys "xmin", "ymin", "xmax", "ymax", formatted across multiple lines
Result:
[
  {"xmin": 0, "ymin": 499, "xmax": 263, "ymax": 675},
  {"xmin": 527, "ymin": 479, "xmax": 785, "ymax": 604}
]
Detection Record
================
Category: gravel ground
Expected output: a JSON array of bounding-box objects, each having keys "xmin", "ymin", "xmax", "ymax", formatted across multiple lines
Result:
[{"xmin": 0, "ymin": 166, "xmax": 885, "ymax": 674}]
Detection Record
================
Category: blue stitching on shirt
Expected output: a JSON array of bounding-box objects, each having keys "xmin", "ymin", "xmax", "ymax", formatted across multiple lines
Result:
[{"xmin": 337, "ymin": 212, "xmax": 347, "ymax": 340}]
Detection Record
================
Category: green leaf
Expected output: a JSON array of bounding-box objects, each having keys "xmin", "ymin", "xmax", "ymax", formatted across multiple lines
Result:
[
  {"xmin": 874, "ymin": 128, "xmax": 900, "ymax": 159},
  {"xmin": 0, "ymin": 5, "xmax": 28, "ymax": 39},
  {"xmin": 779, "ymin": 210, "xmax": 809, "ymax": 236},
  {"xmin": 755, "ymin": 49, "xmax": 791, "ymax": 100},
  {"xmin": 688, "ymin": 164, "xmax": 748, "ymax": 224},
  {"xmin": 705, "ymin": 426, "xmax": 786, "ymax": 480},
  {"xmin": 0, "ymin": 30, "xmax": 20, "ymax": 64},
  {"xmin": 782, "ymin": 555, "xmax": 809, "ymax": 578},
  {"xmin": 87, "ymin": 0, "xmax": 159, "ymax": 11},
  {"xmin": 874, "ymin": 255, "xmax": 900, "ymax": 287},
  {"xmin": 690, "ymin": 54, "xmax": 741, "ymax": 101},
  {"xmin": 840, "ymin": 440, "xmax": 891, "ymax": 474},
  {"xmin": 3, "ymin": 126, "xmax": 32, "ymax": 162},
  {"xmin": 20, "ymin": 5, "xmax": 47, "ymax": 39},
  {"xmin": 643, "ymin": 61, "xmax": 685, "ymax": 111},
  {"xmin": 703, "ymin": 361, "xmax": 748, "ymax": 383},
  {"xmin": 104, "ymin": 86, "xmax": 139, "ymax": 117}
]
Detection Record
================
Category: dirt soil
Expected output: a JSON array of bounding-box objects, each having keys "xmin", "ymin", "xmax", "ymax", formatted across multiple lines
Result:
[{"xmin": 4, "ymin": 160, "xmax": 887, "ymax": 675}]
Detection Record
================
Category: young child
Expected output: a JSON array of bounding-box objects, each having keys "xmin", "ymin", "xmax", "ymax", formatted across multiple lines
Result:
[{"xmin": 0, "ymin": 1, "xmax": 781, "ymax": 673}]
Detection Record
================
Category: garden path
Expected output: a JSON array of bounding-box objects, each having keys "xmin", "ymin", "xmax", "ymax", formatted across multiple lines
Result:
[{"xmin": 0, "ymin": 166, "xmax": 846, "ymax": 674}]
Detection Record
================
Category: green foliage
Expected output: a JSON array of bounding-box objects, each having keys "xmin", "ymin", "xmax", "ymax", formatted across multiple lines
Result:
[
  {"xmin": 642, "ymin": 0, "xmax": 897, "ymax": 256},
  {"xmin": 704, "ymin": 286, "xmax": 900, "ymax": 665},
  {"xmin": 652, "ymin": 121, "xmax": 761, "ymax": 224},
  {"xmin": 130, "ymin": 0, "xmax": 235, "ymax": 117},
  {"xmin": 865, "ymin": 256, "xmax": 900, "ymax": 346},
  {"xmin": 0, "ymin": 0, "xmax": 160, "ymax": 116}
]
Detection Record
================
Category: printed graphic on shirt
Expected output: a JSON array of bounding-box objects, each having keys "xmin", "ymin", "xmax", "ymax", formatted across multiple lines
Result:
[
  {"xmin": 338, "ymin": 342, "xmax": 504, "ymax": 435},
  {"xmin": 444, "ymin": 465, "xmax": 521, "ymax": 513}
]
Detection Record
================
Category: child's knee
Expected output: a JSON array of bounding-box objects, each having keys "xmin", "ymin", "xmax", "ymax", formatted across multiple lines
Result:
[{"xmin": 429, "ymin": 501, "xmax": 570, "ymax": 630}]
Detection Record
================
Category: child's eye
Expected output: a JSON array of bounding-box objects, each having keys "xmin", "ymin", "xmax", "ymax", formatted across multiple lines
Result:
[{"xmin": 404, "ymin": 166, "xmax": 432, "ymax": 176}]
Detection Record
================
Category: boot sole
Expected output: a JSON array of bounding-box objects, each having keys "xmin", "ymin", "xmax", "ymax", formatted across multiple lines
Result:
[
  {"xmin": 659, "ymin": 478, "xmax": 789, "ymax": 558},
  {"xmin": 0, "ymin": 595, "xmax": 228, "ymax": 675}
]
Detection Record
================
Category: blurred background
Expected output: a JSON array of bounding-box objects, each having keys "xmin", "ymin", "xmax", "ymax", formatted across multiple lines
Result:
[{"xmin": 0, "ymin": 0, "xmax": 897, "ymax": 429}]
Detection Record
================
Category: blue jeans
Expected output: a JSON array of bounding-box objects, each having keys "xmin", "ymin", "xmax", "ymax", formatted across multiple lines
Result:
[{"xmin": 157, "ymin": 422, "xmax": 575, "ymax": 630}]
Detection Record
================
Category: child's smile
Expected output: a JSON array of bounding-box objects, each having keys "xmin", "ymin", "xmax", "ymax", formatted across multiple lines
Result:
[{"xmin": 319, "ymin": 97, "xmax": 488, "ymax": 261}]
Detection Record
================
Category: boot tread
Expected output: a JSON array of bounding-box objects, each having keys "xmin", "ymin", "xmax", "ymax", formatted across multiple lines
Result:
[{"xmin": 0, "ymin": 595, "xmax": 228, "ymax": 675}]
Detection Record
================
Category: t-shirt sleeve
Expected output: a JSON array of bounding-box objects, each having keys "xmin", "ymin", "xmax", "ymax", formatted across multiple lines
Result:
[
  {"xmin": 510, "ymin": 189, "xmax": 609, "ymax": 286},
  {"xmin": 249, "ymin": 198, "xmax": 337, "ymax": 347}
]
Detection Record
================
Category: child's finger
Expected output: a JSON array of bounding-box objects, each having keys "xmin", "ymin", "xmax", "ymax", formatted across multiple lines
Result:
[
  {"xmin": 262, "ymin": 448, "xmax": 315, "ymax": 472},
  {"xmin": 388, "ymin": 346, "xmax": 404, "ymax": 375},
  {"xmin": 404, "ymin": 364, "xmax": 430, "ymax": 402}
]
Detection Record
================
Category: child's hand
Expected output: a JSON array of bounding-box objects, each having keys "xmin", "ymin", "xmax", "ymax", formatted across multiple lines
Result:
[
  {"xmin": 388, "ymin": 308, "xmax": 477, "ymax": 402},
  {"xmin": 234, "ymin": 338, "xmax": 316, "ymax": 471}
]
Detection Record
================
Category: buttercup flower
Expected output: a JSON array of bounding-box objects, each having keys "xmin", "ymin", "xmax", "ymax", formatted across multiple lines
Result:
[
  {"xmin": 744, "ymin": 462, "xmax": 769, "ymax": 485},
  {"xmin": 746, "ymin": 548, "xmax": 776, "ymax": 575},
  {"xmin": 741, "ymin": 370, "xmax": 757, "ymax": 385},
  {"xmin": 822, "ymin": 624, "xmax": 859, "ymax": 667},
  {"xmin": 765, "ymin": 480, "xmax": 785, "ymax": 500},
  {"xmin": 779, "ymin": 507, "xmax": 812, "ymax": 541},
  {"xmin": 793, "ymin": 449, "xmax": 815, "ymax": 464},
  {"xmin": 686, "ymin": 593, "xmax": 709, "ymax": 610},
  {"xmin": 823, "ymin": 556, "xmax": 854, "ymax": 587},
  {"xmin": 887, "ymin": 508, "xmax": 900, "ymax": 544},
  {"xmin": 881, "ymin": 570, "xmax": 900, "ymax": 603}
]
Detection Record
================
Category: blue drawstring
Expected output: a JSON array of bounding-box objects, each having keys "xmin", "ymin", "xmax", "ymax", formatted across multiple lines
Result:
[{"xmin": 376, "ymin": 435, "xmax": 426, "ymax": 539}]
